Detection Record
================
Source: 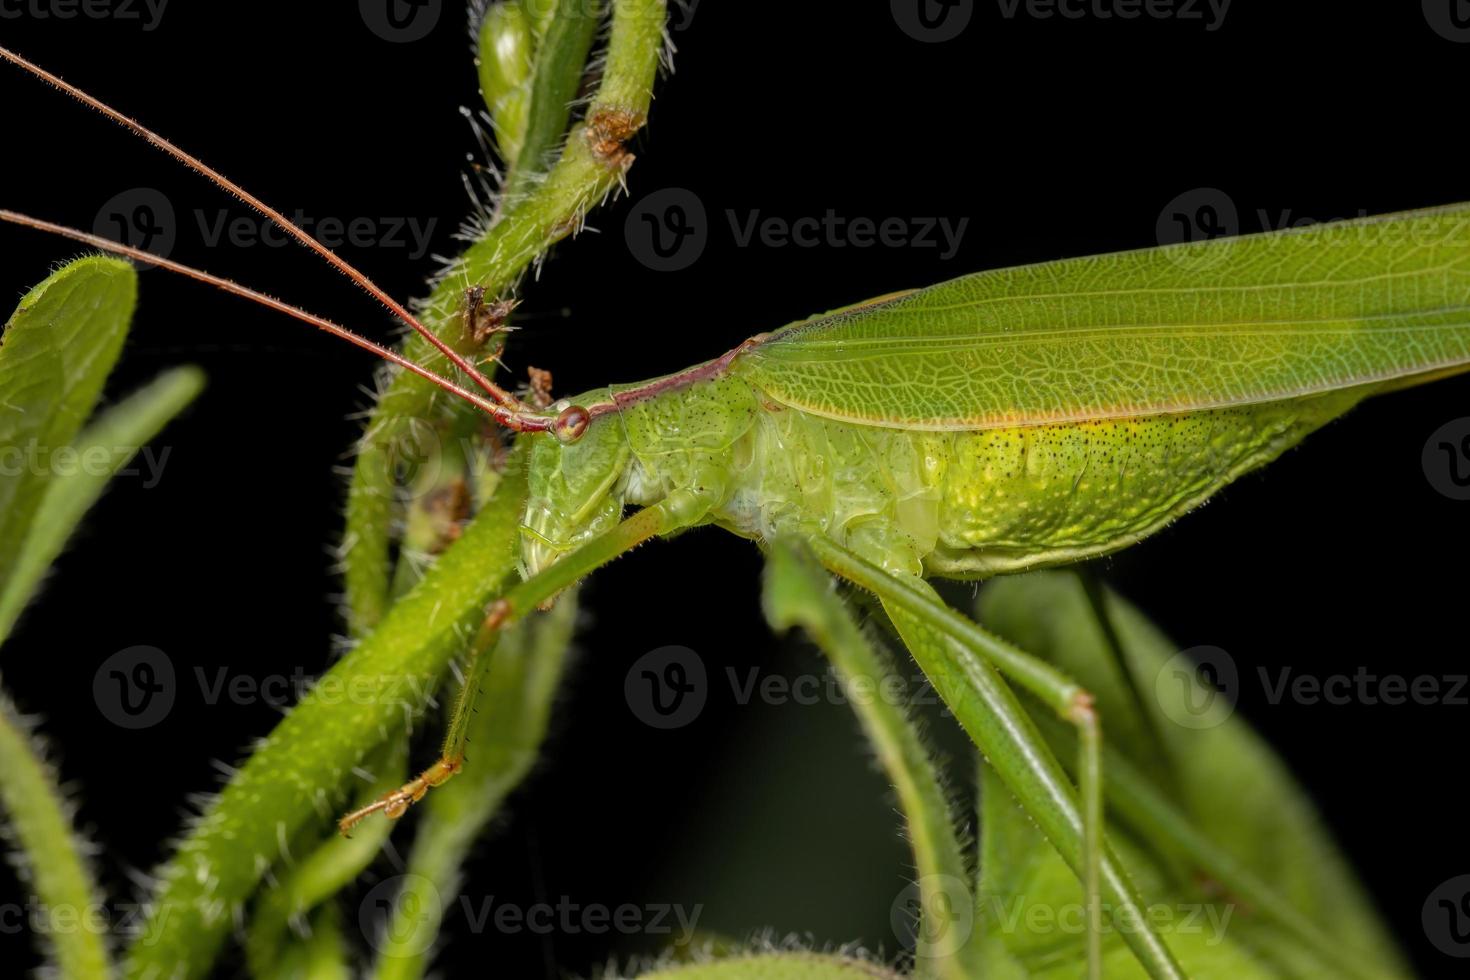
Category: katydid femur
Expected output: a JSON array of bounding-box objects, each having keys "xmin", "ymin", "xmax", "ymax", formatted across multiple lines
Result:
[{"xmin": 5, "ymin": 33, "xmax": 1467, "ymax": 980}]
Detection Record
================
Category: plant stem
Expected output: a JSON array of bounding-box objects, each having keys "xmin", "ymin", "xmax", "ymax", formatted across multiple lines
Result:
[
  {"xmin": 0, "ymin": 693, "xmax": 111, "ymax": 979},
  {"xmin": 343, "ymin": 0, "xmax": 668, "ymax": 635}
]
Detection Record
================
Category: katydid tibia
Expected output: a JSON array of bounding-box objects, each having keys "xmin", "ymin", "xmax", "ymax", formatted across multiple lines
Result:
[{"xmin": 3, "ymin": 34, "xmax": 1463, "ymax": 980}]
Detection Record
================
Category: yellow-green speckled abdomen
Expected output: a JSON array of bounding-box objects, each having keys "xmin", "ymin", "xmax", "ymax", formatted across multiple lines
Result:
[
  {"xmin": 923, "ymin": 390, "xmax": 1364, "ymax": 576},
  {"xmin": 640, "ymin": 383, "xmax": 1370, "ymax": 579}
]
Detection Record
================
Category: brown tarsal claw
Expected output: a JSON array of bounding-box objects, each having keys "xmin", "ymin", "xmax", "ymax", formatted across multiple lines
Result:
[{"xmin": 336, "ymin": 757, "xmax": 463, "ymax": 836}]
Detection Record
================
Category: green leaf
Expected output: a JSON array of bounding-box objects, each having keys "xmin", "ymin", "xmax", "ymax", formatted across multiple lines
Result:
[
  {"xmin": 633, "ymin": 952, "xmax": 904, "ymax": 979},
  {"xmin": 124, "ymin": 447, "xmax": 532, "ymax": 980},
  {"xmin": 0, "ymin": 691, "xmax": 112, "ymax": 979},
  {"xmin": 0, "ymin": 256, "xmax": 136, "ymax": 603},
  {"xmin": 974, "ymin": 762, "xmax": 1272, "ymax": 980},
  {"xmin": 976, "ymin": 572, "xmax": 1410, "ymax": 978},
  {"xmin": 0, "ymin": 366, "xmax": 204, "ymax": 645}
]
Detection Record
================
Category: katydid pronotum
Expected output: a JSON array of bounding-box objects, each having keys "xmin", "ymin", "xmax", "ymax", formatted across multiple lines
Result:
[{"xmin": 4, "ymin": 23, "xmax": 1466, "ymax": 980}]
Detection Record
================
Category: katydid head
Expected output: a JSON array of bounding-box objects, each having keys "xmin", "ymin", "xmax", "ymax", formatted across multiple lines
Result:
[{"xmin": 522, "ymin": 397, "xmax": 632, "ymax": 577}]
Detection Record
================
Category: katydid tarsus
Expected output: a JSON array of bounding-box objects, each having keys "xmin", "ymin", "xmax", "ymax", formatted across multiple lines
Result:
[{"xmin": 3, "ymin": 24, "xmax": 1464, "ymax": 980}]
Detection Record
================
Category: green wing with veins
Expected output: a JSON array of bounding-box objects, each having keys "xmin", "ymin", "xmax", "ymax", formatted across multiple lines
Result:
[{"xmin": 735, "ymin": 204, "xmax": 1470, "ymax": 430}]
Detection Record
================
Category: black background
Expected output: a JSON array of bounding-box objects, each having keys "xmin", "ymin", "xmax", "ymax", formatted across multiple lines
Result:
[{"xmin": 2, "ymin": 2, "xmax": 1469, "ymax": 977}]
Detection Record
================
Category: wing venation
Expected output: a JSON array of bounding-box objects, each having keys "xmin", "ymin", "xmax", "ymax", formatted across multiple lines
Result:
[{"xmin": 735, "ymin": 206, "xmax": 1470, "ymax": 429}]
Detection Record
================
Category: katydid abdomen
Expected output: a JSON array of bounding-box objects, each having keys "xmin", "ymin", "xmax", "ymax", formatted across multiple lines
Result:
[{"xmin": 700, "ymin": 391, "xmax": 1367, "ymax": 580}]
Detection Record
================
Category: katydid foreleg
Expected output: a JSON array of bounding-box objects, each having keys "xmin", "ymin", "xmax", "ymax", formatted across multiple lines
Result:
[
  {"xmin": 338, "ymin": 485, "xmax": 721, "ymax": 835},
  {"xmin": 806, "ymin": 536, "xmax": 1180, "ymax": 980}
]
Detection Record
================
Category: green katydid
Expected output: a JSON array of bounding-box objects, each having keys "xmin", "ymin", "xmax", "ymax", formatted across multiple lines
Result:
[{"xmin": 3, "ymin": 29, "xmax": 1464, "ymax": 980}]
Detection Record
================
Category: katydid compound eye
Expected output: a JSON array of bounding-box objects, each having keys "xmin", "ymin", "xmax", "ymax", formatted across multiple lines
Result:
[{"xmin": 553, "ymin": 405, "xmax": 590, "ymax": 443}]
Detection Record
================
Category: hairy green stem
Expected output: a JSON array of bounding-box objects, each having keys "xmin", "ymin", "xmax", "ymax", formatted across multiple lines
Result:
[
  {"xmin": 343, "ymin": 0, "xmax": 667, "ymax": 635},
  {"xmin": 244, "ymin": 742, "xmax": 407, "ymax": 977},
  {"xmin": 123, "ymin": 451, "xmax": 530, "ymax": 980},
  {"xmin": 500, "ymin": 0, "xmax": 602, "ymax": 202},
  {"xmin": 0, "ymin": 693, "xmax": 111, "ymax": 978}
]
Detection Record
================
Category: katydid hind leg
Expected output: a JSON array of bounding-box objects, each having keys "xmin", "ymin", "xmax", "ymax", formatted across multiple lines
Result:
[
  {"xmin": 883, "ymin": 587, "xmax": 1103, "ymax": 978},
  {"xmin": 884, "ymin": 589, "xmax": 1106, "ymax": 979},
  {"xmin": 807, "ymin": 534, "xmax": 1180, "ymax": 980},
  {"xmin": 338, "ymin": 485, "xmax": 721, "ymax": 835}
]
